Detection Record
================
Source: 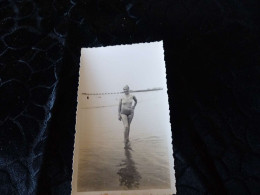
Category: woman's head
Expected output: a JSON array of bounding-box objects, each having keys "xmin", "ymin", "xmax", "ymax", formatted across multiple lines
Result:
[{"xmin": 123, "ymin": 85, "xmax": 130, "ymax": 95}]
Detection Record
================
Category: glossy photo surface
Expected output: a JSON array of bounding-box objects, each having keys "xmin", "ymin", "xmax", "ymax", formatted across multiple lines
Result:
[{"xmin": 72, "ymin": 42, "xmax": 175, "ymax": 195}]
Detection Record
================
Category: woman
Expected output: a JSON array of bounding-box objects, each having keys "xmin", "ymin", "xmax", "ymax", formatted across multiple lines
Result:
[{"xmin": 118, "ymin": 85, "xmax": 137, "ymax": 144}]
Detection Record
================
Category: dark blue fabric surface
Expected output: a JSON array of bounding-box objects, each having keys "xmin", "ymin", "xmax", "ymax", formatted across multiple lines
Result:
[{"xmin": 0, "ymin": 0, "xmax": 259, "ymax": 194}]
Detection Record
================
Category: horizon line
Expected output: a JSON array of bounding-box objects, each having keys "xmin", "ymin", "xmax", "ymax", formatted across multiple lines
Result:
[{"xmin": 82, "ymin": 87, "xmax": 163, "ymax": 95}]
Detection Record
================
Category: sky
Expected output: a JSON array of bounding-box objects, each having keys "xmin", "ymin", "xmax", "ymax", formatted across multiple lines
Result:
[{"xmin": 79, "ymin": 41, "xmax": 167, "ymax": 94}]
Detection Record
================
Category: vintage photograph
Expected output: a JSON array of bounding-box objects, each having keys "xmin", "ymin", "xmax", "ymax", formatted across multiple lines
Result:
[{"xmin": 72, "ymin": 42, "xmax": 175, "ymax": 195}]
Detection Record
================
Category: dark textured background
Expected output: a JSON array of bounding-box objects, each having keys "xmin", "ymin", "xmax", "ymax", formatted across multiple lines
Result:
[{"xmin": 0, "ymin": 0, "xmax": 260, "ymax": 194}]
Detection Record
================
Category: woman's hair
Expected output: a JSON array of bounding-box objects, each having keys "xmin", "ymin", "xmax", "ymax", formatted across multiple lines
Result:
[{"xmin": 123, "ymin": 85, "xmax": 129, "ymax": 90}]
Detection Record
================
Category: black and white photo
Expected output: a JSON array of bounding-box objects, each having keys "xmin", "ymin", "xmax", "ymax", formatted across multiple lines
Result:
[{"xmin": 72, "ymin": 41, "xmax": 175, "ymax": 195}]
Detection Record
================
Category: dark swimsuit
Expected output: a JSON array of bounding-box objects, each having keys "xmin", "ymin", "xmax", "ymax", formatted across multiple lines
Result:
[
  {"xmin": 121, "ymin": 95, "xmax": 134, "ymax": 116},
  {"xmin": 121, "ymin": 107, "xmax": 133, "ymax": 115}
]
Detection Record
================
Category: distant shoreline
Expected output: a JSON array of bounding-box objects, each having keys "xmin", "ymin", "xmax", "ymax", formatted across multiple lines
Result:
[
  {"xmin": 132, "ymin": 88, "xmax": 163, "ymax": 93},
  {"xmin": 82, "ymin": 88, "xmax": 163, "ymax": 96}
]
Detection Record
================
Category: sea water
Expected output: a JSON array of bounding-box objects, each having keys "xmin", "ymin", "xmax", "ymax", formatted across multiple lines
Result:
[{"xmin": 77, "ymin": 90, "xmax": 172, "ymax": 191}]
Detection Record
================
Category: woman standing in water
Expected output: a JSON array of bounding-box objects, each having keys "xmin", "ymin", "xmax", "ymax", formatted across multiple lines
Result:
[{"xmin": 118, "ymin": 85, "xmax": 137, "ymax": 144}]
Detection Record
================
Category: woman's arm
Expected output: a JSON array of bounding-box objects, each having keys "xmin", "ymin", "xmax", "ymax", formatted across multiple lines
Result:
[{"xmin": 132, "ymin": 96, "xmax": 137, "ymax": 109}]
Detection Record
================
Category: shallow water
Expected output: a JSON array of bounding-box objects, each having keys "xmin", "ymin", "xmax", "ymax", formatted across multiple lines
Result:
[{"xmin": 77, "ymin": 91, "xmax": 172, "ymax": 192}]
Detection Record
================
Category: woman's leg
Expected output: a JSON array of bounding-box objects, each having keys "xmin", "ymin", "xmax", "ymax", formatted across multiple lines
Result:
[
  {"xmin": 120, "ymin": 114, "xmax": 129, "ymax": 143},
  {"xmin": 127, "ymin": 111, "xmax": 134, "ymax": 138}
]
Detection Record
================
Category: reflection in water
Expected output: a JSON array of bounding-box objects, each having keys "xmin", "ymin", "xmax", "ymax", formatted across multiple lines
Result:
[{"xmin": 117, "ymin": 143, "xmax": 142, "ymax": 189}]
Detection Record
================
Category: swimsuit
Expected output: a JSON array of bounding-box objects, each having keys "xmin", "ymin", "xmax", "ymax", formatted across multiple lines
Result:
[{"xmin": 121, "ymin": 95, "xmax": 134, "ymax": 116}]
